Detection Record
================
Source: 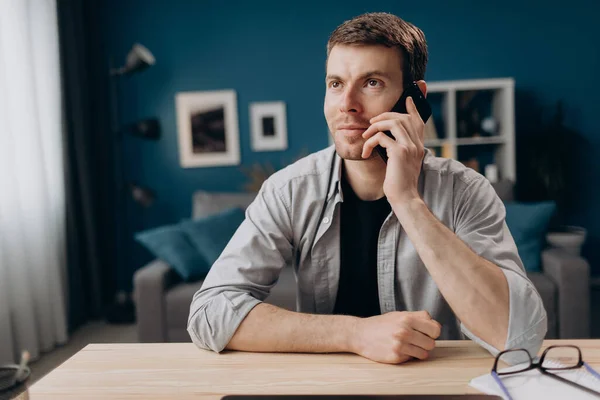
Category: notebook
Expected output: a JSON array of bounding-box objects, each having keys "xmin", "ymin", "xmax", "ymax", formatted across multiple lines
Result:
[{"xmin": 469, "ymin": 360, "xmax": 600, "ymax": 399}]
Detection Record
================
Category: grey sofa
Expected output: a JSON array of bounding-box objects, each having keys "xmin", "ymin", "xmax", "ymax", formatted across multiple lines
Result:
[{"xmin": 133, "ymin": 184, "xmax": 591, "ymax": 343}]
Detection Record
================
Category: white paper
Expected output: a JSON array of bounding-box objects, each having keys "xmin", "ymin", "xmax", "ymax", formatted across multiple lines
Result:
[{"xmin": 470, "ymin": 361, "xmax": 600, "ymax": 400}]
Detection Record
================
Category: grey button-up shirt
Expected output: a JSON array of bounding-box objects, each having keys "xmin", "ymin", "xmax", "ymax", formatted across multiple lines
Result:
[{"xmin": 188, "ymin": 146, "xmax": 547, "ymax": 359}]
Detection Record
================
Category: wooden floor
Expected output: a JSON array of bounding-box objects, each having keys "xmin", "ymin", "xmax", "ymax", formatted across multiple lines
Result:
[{"xmin": 27, "ymin": 320, "xmax": 137, "ymax": 385}]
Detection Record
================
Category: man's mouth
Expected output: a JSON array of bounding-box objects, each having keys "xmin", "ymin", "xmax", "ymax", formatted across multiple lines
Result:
[{"xmin": 337, "ymin": 125, "xmax": 368, "ymax": 136}]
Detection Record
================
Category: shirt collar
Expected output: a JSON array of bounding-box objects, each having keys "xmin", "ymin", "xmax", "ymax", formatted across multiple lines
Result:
[
  {"xmin": 326, "ymin": 146, "xmax": 433, "ymax": 204},
  {"xmin": 325, "ymin": 147, "xmax": 343, "ymax": 203}
]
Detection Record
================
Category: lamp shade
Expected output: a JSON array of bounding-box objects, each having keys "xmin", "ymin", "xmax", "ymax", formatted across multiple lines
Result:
[
  {"xmin": 112, "ymin": 43, "xmax": 155, "ymax": 76},
  {"xmin": 129, "ymin": 183, "xmax": 156, "ymax": 208}
]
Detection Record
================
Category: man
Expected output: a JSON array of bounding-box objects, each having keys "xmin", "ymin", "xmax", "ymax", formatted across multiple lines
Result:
[{"xmin": 187, "ymin": 12, "xmax": 547, "ymax": 364}]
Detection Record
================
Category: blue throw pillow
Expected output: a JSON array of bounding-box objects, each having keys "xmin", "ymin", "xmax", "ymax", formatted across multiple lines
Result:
[
  {"xmin": 134, "ymin": 224, "xmax": 211, "ymax": 282},
  {"xmin": 504, "ymin": 201, "xmax": 556, "ymax": 272},
  {"xmin": 180, "ymin": 207, "xmax": 246, "ymax": 266}
]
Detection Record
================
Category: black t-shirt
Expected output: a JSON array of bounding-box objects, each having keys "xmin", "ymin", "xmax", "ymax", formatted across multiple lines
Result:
[{"xmin": 333, "ymin": 176, "xmax": 392, "ymax": 318}]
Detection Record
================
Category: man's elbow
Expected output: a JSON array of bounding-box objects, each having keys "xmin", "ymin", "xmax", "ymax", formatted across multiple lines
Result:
[
  {"xmin": 187, "ymin": 308, "xmax": 228, "ymax": 353},
  {"xmin": 500, "ymin": 270, "xmax": 548, "ymax": 361},
  {"xmin": 187, "ymin": 292, "xmax": 227, "ymax": 353},
  {"xmin": 519, "ymin": 313, "xmax": 547, "ymax": 356},
  {"xmin": 502, "ymin": 312, "xmax": 547, "ymax": 365},
  {"xmin": 187, "ymin": 291, "xmax": 262, "ymax": 353}
]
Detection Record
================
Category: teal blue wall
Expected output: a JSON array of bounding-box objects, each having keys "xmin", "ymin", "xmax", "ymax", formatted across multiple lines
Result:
[{"xmin": 96, "ymin": 0, "xmax": 600, "ymax": 289}]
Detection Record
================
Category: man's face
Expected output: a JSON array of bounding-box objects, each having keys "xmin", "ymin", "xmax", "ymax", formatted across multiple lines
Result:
[{"xmin": 324, "ymin": 44, "xmax": 404, "ymax": 160}]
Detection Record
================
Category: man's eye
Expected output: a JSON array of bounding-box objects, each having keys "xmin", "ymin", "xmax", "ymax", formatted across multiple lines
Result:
[
  {"xmin": 368, "ymin": 79, "xmax": 381, "ymax": 87},
  {"xmin": 329, "ymin": 81, "xmax": 341, "ymax": 89}
]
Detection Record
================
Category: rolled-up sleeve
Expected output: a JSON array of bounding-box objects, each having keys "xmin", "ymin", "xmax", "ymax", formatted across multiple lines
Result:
[
  {"xmin": 187, "ymin": 179, "xmax": 293, "ymax": 353},
  {"xmin": 453, "ymin": 175, "xmax": 547, "ymax": 363}
]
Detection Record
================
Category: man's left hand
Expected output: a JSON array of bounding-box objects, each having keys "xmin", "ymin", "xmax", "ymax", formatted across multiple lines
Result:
[{"xmin": 361, "ymin": 96, "xmax": 426, "ymax": 205}]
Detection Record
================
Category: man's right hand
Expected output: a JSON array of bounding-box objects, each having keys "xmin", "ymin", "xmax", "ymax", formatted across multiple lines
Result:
[{"xmin": 350, "ymin": 311, "xmax": 442, "ymax": 364}]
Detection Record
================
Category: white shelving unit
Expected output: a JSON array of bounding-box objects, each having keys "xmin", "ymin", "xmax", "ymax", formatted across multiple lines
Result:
[{"xmin": 424, "ymin": 77, "xmax": 516, "ymax": 182}]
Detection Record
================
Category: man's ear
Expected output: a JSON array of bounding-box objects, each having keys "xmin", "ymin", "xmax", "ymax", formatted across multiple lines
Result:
[{"xmin": 416, "ymin": 80, "xmax": 428, "ymax": 98}]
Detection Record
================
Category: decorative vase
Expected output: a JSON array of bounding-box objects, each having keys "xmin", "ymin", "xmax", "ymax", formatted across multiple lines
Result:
[{"xmin": 546, "ymin": 225, "xmax": 587, "ymax": 256}]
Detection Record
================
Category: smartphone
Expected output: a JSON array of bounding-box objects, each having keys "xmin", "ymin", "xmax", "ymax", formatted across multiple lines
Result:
[{"xmin": 374, "ymin": 82, "xmax": 432, "ymax": 163}]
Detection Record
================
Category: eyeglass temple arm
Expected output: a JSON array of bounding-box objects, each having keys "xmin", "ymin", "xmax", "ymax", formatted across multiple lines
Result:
[
  {"xmin": 491, "ymin": 371, "xmax": 514, "ymax": 400},
  {"xmin": 541, "ymin": 369, "xmax": 600, "ymax": 398},
  {"xmin": 585, "ymin": 362, "xmax": 600, "ymax": 381}
]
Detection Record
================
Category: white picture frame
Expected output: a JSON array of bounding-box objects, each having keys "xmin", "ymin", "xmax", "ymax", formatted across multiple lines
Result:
[
  {"xmin": 175, "ymin": 89, "xmax": 240, "ymax": 168},
  {"xmin": 250, "ymin": 101, "xmax": 288, "ymax": 151}
]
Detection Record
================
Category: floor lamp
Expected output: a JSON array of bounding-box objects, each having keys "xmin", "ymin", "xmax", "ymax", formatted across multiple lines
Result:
[{"xmin": 107, "ymin": 43, "xmax": 160, "ymax": 324}]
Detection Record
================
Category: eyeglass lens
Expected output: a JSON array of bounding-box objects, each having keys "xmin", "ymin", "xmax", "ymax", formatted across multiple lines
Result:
[
  {"xmin": 496, "ymin": 349, "xmax": 532, "ymax": 375},
  {"xmin": 542, "ymin": 346, "xmax": 581, "ymax": 370}
]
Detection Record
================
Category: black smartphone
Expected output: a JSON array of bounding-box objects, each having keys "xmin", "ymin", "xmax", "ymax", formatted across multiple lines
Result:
[{"xmin": 374, "ymin": 82, "xmax": 432, "ymax": 163}]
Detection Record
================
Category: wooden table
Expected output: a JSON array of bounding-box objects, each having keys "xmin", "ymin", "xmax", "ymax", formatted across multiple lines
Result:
[{"xmin": 17, "ymin": 340, "xmax": 600, "ymax": 399}]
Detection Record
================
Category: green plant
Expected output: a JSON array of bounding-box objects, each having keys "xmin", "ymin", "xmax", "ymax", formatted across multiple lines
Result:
[
  {"xmin": 239, "ymin": 148, "xmax": 310, "ymax": 193},
  {"xmin": 524, "ymin": 100, "xmax": 576, "ymax": 226}
]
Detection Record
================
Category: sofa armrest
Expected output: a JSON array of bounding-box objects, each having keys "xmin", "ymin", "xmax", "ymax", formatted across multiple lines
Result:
[
  {"xmin": 541, "ymin": 248, "xmax": 590, "ymax": 338},
  {"xmin": 133, "ymin": 259, "xmax": 181, "ymax": 342}
]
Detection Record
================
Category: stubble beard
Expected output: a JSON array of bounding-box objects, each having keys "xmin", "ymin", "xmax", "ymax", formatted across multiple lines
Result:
[{"xmin": 332, "ymin": 131, "xmax": 378, "ymax": 161}]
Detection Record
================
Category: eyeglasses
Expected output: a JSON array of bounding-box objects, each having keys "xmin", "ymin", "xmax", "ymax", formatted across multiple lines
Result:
[{"xmin": 492, "ymin": 345, "xmax": 600, "ymax": 399}]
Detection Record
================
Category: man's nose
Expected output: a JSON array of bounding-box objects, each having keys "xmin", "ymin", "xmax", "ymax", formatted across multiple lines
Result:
[{"xmin": 339, "ymin": 86, "xmax": 363, "ymax": 114}]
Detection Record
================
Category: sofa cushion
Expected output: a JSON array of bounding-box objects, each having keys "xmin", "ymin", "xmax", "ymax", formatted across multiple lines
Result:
[
  {"xmin": 166, "ymin": 280, "xmax": 204, "ymax": 333},
  {"xmin": 505, "ymin": 201, "xmax": 556, "ymax": 272},
  {"xmin": 192, "ymin": 191, "xmax": 256, "ymax": 219},
  {"xmin": 181, "ymin": 207, "xmax": 246, "ymax": 266},
  {"xmin": 134, "ymin": 224, "xmax": 210, "ymax": 282}
]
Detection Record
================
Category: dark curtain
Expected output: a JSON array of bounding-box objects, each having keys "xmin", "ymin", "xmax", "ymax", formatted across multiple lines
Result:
[{"xmin": 57, "ymin": 0, "xmax": 117, "ymax": 331}]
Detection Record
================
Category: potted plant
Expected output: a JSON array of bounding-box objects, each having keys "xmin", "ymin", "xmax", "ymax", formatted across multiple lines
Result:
[{"xmin": 521, "ymin": 100, "xmax": 586, "ymax": 255}]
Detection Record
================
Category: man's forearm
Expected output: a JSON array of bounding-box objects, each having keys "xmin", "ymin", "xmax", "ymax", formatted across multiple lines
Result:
[
  {"xmin": 227, "ymin": 303, "xmax": 359, "ymax": 353},
  {"xmin": 392, "ymin": 198, "xmax": 509, "ymax": 350}
]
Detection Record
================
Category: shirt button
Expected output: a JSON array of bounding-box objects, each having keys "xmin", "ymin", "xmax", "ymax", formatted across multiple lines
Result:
[{"xmin": 322, "ymin": 217, "xmax": 330, "ymax": 224}]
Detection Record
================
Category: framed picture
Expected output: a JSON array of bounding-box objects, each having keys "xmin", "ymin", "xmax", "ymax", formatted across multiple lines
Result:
[
  {"xmin": 175, "ymin": 89, "xmax": 240, "ymax": 167},
  {"xmin": 250, "ymin": 101, "xmax": 288, "ymax": 151}
]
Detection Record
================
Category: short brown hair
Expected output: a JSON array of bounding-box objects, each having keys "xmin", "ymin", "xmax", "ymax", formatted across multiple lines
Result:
[{"xmin": 326, "ymin": 12, "xmax": 428, "ymax": 84}]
